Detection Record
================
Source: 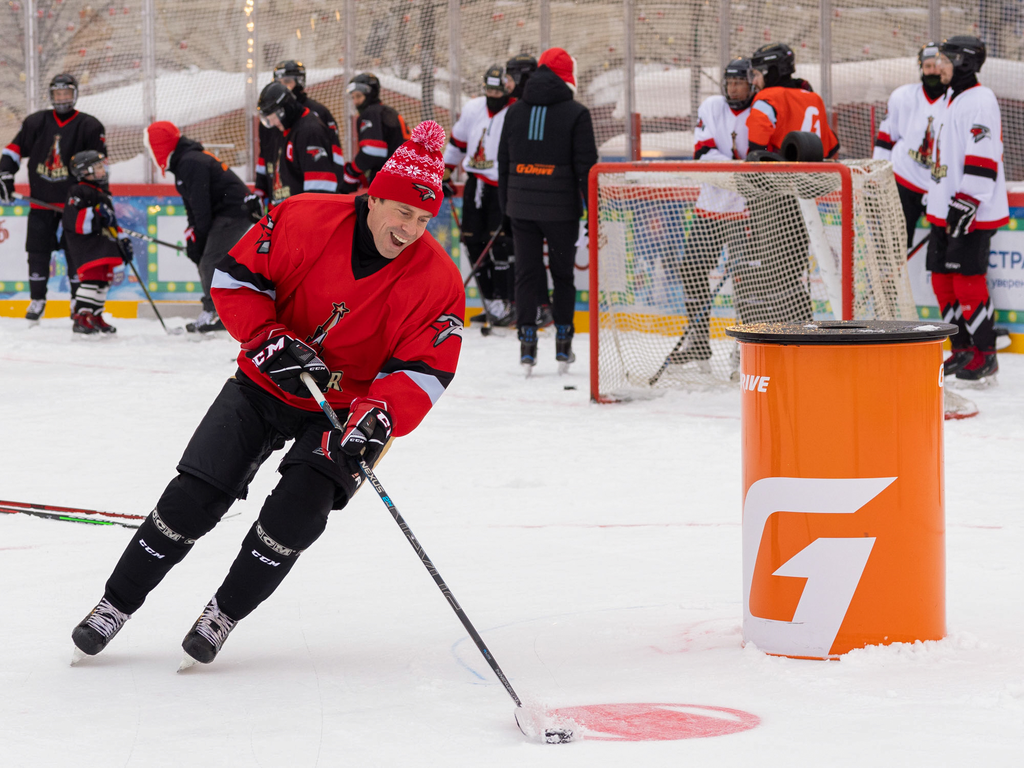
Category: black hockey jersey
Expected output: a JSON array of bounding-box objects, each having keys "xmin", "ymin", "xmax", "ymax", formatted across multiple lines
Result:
[
  {"xmin": 257, "ymin": 95, "xmax": 343, "ymax": 200},
  {"xmin": 342, "ymin": 102, "xmax": 410, "ymax": 190},
  {"xmin": 62, "ymin": 180, "xmax": 123, "ymax": 276},
  {"xmin": 169, "ymin": 137, "xmax": 251, "ymax": 254},
  {"xmin": 260, "ymin": 108, "xmax": 340, "ymax": 207},
  {"xmin": 1, "ymin": 109, "xmax": 106, "ymax": 207}
]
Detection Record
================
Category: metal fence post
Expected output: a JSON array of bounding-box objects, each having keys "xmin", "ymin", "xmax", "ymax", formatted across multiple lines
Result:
[
  {"xmin": 343, "ymin": 0, "xmax": 355, "ymax": 160},
  {"xmin": 449, "ymin": 0, "xmax": 460, "ymax": 130},
  {"xmin": 539, "ymin": 0, "xmax": 550, "ymax": 52},
  {"xmin": 720, "ymin": 0, "xmax": 731, "ymax": 74},
  {"xmin": 245, "ymin": 0, "xmax": 259, "ymax": 183},
  {"xmin": 819, "ymin": 0, "xmax": 832, "ymax": 116},
  {"xmin": 142, "ymin": 0, "xmax": 156, "ymax": 183},
  {"xmin": 929, "ymin": 0, "xmax": 941, "ymax": 44},
  {"xmin": 624, "ymin": 0, "xmax": 635, "ymax": 161},
  {"xmin": 24, "ymin": 0, "xmax": 38, "ymax": 114}
]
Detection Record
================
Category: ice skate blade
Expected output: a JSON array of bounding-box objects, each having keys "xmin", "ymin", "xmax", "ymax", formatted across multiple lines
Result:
[
  {"xmin": 177, "ymin": 652, "xmax": 202, "ymax": 672},
  {"xmin": 557, "ymin": 361, "xmax": 571, "ymax": 375},
  {"xmin": 951, "ymin": 374, "xmax": 998, "ymax": 390},
  {"xmin": 71, "ymin": 646, "xmax": 88, "ymax": 666},
  {"xmin": 522, "ymin": 362, "xmax": 534, "ymax": 377},
  {"xmin": 26, "ymin": 319, "xmax": 40, "ymax": 328}
]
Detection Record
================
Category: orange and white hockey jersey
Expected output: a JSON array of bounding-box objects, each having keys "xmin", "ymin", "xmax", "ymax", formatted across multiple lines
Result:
[{"xmin": 746, "ymin": 82, "xmax": 839, "ymax": 158}]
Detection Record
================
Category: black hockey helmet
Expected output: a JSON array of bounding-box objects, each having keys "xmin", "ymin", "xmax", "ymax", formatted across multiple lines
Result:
[
  {"xmin": 940, "ymin": 35, "xmax": 986, "ymax": 75},
  {"xmin": 69, "ymin": 150, "xmax": 106, "ymax": 181},
  {"xmin": 505, "ymin": 54, "xmax": 537, "ymax": 86},
  {"xmin": 917, "ymin": 41, "xmax": 940, "ymax": 68},
  {"xmin": 49, "ymin": 73, "xmax": 78, "ymax": 115},
  {"xmin": 273, "ymin": 60, "xmax": 306, "ymax": 91},
  {"xmin": 347, "ymin": 72, "xmax": 381, "ymax": 103},
  {"xmin": 722, "ymin": 58, "xmax": 755, "ymax": 110},
  {"xmin": 751, "ymin": 43, "xmax": 795, "ymax": 87},
  {"xmin": 257, "ymin": 80, "xmax": 302, "ymax": 129},
  {"xmin": 483, "ymin": 64, "xmax": 507, "ymax": 93}
]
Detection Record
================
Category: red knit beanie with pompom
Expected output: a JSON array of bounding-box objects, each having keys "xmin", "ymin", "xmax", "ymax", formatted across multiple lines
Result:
[
  {"xmin": 143, "ymin": 121, "xmax": 181, "ymax": 177},
  {"xmin": 367, "ymin": 120, "xmax": 446, "ymax": 216}
]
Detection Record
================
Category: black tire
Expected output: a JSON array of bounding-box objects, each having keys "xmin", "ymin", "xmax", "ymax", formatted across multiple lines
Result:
[{"xmin": 781, "ymin": 131, "xmax": 824, "ymax": 162}]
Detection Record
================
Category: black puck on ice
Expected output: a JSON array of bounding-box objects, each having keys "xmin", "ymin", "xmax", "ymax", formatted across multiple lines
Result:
[{"xmin": 564, "ymin": 385, "xmax": 576, "ymax": 390}]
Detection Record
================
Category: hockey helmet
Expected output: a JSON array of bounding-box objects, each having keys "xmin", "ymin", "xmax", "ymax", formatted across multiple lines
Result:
[
  {"xmin": 69, "ymin": 150, "xmax": 106, "ymax": 182},
  {"xmin": 505, "ymin": 54, "xmax": 537, "ymax": 86},
  {"xmin": 483, "ymin": 64, "xmax": 507, "ymax": 93},
  {"xmin": 49, "ymin": 73, "xmax": 79, "ymax": 115},
  {"xmin": 347, "ymin": 73, "xmax": 381, "ymax": 103},
  {"xmin": 273, "ymin": 60, "xmax": 306, "ymax": 91},
  {"xmin": 751, "ymin": 43, "xmax": 795, "ymax": 87},
  {"xmin": 722, "ymin": 58, "xmax": 755, "ymax": 110},
  {"xmin": 257, "ymin": 81, "xmax": 302, "ymax": 129},
  {"xmin": 939, "ymin": 36, "xmax": 986, "ymax": 75},
  {"xmin": 917, "ymin": 41, "xmax": 940, "ymax": 67}
]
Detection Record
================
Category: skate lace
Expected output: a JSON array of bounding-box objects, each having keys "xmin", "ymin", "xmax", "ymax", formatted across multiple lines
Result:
[
  {"xmin": 85, "ymin": 599, "xmax": 130, "ymax": 639},
  {"xmin": 27, "ymin": 300, "xmax": 45, "ymax": 313},
  {"xmin": 194, "ymin": 600, "xmax": 237, "ymax": 650}
]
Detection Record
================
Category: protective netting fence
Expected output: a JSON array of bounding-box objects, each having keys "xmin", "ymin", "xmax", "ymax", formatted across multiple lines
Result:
[
  {"xmin": 1, "ymin": 1, "xmax": 1021, "ymax": 183},
  {"xmin": 590, "ymin": 160, "xmax": 919, "ymax": 398}
]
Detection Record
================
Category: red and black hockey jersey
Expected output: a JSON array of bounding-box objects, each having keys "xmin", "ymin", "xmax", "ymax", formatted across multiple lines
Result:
[
  {"xmin": 1, "ymin": 109, "xmax": 106, "ymax": 207},
  {"xmin": 211, "ymin": 194, "xmax": 465, "ymax": 436},
  {"xmin": 256, "ymin": 94, "xmax": 343, "ymax": 199},
  {"xmin": 255, "ymin": 109, "xmax": 341, "ymax": 206},
  {"xmin": 61, "ymin": 181, "xmax": 123, "ymax": 278}
]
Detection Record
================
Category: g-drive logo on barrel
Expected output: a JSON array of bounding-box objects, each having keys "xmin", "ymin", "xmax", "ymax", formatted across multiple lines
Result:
[{"xmin": 743, "ymin": 476, "xmax": 895, "ymax": 658}]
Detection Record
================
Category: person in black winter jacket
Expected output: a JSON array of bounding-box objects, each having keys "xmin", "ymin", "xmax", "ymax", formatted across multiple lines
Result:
[
  {"xmin": 498, "ymin": 47, "xmax": 597, "ymax": 371},
  {"xmin": 144, "ymin": 121, "xmax": 260, "ymax": 332}
]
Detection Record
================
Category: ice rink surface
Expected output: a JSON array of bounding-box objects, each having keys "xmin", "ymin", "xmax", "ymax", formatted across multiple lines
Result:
[{"xmin": 1, "ymin": 315, "xmax": 1021, "ymax": 767}]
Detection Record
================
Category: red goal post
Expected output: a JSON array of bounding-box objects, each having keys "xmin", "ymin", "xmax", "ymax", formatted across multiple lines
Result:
[{"xmin": 587, "ymin": 161, "xmax": 915, "ymax": 403}]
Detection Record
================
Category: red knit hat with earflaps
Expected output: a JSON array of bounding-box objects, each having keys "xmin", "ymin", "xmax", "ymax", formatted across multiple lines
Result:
[
  {"xmin": 143, "ymin": 121, "xmax": 181, "ymax": 177},
  {"xmin": 367, "ymin": 120, "xmax": 446, "ymax": 216}
]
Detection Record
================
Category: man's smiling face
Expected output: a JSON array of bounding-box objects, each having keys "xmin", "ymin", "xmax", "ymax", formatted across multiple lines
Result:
[{"xmin": 366, "ymin": 196, "xmax": 433, "ymax": 259}]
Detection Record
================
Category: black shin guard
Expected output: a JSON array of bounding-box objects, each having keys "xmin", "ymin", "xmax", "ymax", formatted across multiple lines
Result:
[
  {"xmin": 215, "ymin": 465, "xmax": 336, "ymax": 620},
  {"xmin": 103, "ymin": 473, "xmax": 234, "ymax": 614}
]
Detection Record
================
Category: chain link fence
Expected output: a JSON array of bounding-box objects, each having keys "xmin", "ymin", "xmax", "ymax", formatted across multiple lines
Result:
[{"xmin": 2, "ymin": 0, "xmax": 1022, "ymax": 183}]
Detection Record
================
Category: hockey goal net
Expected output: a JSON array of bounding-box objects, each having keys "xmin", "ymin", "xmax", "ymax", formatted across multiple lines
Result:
[{"xmin": 588, "ymin": 160, "xmax": 920, "ymax": 402}]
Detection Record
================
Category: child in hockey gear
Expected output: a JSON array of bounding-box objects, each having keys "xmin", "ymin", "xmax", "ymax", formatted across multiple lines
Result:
[
  {"xmin": 444, "ymin": 65, "xmax": 518, "ymax": 327},
  {"xmin": 0, "ymin": 73, "xmax": 106, "ymax": 321},
  {"xmin": 499, "ymin": 48, "xmax": 597, "ymax": 367},
  {"xmin": 144, "ymin": 121, "xmax": 255, "ymax": 333},
  {"xmin": 926, "ymin": 36, "xmax": 1006, "ymax": 383},
  {"xmin": 256, "ymin": 81, "xmax": 340, "ymax": 207},
  {"xmin": 62, "ymin": 151, "xmax": 129, "ymax": 335},
  {"xmin": 342, "ymin": 73, "xmax": 411, "ymax": 191},
  {"xmin": 72, "ymin": 122, "xmax": 464, "ymax": 667},
  {"xmin": 873, "ymin": 42, "xmax": 946, "ymax": 248}
]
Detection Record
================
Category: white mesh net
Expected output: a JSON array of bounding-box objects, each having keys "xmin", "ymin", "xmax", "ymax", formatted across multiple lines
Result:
[{"xmin": 591, "ymin": 159, "xmax": 919, "ymax": 399}]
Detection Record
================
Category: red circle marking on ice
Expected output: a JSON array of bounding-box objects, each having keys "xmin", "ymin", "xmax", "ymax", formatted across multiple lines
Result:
[{"xmin": 549, "ymin": 703, "xmax": 760, "ymax": 742}]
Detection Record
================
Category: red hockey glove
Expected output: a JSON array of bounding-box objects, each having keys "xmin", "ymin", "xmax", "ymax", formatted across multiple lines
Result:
[
  {"xmin": 245, "ymin": 331, "xmax": 330, "ymax": 398},
  {"xmin": 946, "ymin": 193, "xmax": 979, "ymax": 239},
  {"xmin": 339, "ymin": 397, "xmax": 393, "ymax": 466}
]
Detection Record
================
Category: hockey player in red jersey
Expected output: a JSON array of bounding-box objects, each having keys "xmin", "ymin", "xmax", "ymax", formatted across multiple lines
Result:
[
  {"xmin": 71, "ymin": 121, "xmax": 465, "ymax": 667},
  {"xmin": 873, "ymin": 42, "xmax": 947, "ymax": 248},
  {"xmin": 926, "ymin": 36, "xmax": 1008, "ymax": 383},
  {"xmin": 61, "ymin": 150, "xmax": 133, "ymax": 335},
  {"xmin": 0, "ymin": 74, "xmax": 106, "ymax": 323}
]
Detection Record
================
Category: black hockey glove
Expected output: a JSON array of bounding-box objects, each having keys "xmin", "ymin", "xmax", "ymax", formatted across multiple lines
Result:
[
  {"xmin": 118, "ymin": 236, "xmax": 133, "ymax": 263},
  {"xmin": 442, "ymin": 167, "xmax": 456, "ymax": 198},
  {"xmin": 95, "ymin": 203, "xmax": 116, "ymax": 230},
  {"xmin": 183, "ymin": 226, "xmax": 201, "ymax": 265},
  {"xmin": 946, "ymin": 193, "xmax": 979, "ymax": 239},
  {"xmin": 0, "ymin": 171, "xmax": 13, "ymax": 203},
  {"xmin": 243, "ymin": 192, "xmax": 264, "ymax": 223},
  {"xmin": 338, "ymin": 397, "xmax": 393, "ymax": 467},
  {"xmin": 245, "ymin": 332, "xmax": 330, "ymax": 398}
]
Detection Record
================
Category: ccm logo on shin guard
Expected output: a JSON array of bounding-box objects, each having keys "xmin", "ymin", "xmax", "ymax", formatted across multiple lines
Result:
[
  {"xmin": 139, "ymin": 539, "xmax": 166, "ymax": 559},
  {"xmin": 252, "ymin": 550, "xmax": 281, "ymax": 567}
]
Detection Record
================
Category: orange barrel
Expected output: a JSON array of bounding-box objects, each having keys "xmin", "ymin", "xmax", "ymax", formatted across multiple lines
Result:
[{"xmin": 725, "ymin": 320, "xmax": 958, "ymax": 659}]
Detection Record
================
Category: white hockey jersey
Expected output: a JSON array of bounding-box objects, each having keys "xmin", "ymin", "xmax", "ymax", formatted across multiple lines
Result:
[
  {"xmin": 442, "ymin": 95, "xmax": 513, "ymax": 186},
  {"xmin": 926, "ymin": 84, "xmax": 1009, "ymax": 230},
  {"xmin": 872, "ymin": 83, "xmax": 946, "ymax": 194},
  {"xmin": 691, "ymin": 95, "xmax": 750, "ymax": 217}
]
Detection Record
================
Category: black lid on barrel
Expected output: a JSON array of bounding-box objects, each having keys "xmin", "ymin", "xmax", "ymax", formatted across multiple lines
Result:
[{"xmin": 725, "ymin": 320, "xmax": 958, "ymax": 345}]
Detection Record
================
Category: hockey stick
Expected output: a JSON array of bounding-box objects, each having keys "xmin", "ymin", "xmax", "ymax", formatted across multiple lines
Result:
[
  {"xmin": 299, "ymin": 372, "xmax": 574, "ymax": 744},
  {"xmin": 449, "ymin": 197, "xmax": 491, "ymax": 335},
  {"xmin": 0, "ymin": 504, "xmax": 141, "ymax": 529},
  {"xmin": 0, "ymin": 498, "xmax": 146, "ymax": 521},
  {"xmin": 907, "ymin": 233, "xmax": 928, "ymax": 261},
  {"xmin": 102, "ymin": 225, "xmax": 182, "ymax": 335},
  {"xmin": 13, "ymin": 194, "xmax": 185, "ymax": 250}
]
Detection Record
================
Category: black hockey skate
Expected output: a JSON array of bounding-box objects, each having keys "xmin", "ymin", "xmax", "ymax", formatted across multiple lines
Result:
[
  {"xmin": 186, "ymin": 310, "xmax": 225, "ymax": 334},
  {"xmin": 555, "ymin": 324, "xmax": 575, "ymax": 374},
  {"xmin": 72, "ymin": 597, "xmax": 131, "ymax": 662},
  {"xmin": 180, "ymin": 597, "xmax": 238, "ymax": 669},
  {"xmin": 519, "ymin": 325, "xmax": 538, "ymax": 373},
  {"xmin": 25, "ymin": 299, "xmax": 45, "ymax": 324},
  {"xmin": 943, "ymin": 348, "xmax": 974, "ymax": 376},
  {"xmin": 956, "ymin": 351, "xmax": 998, "ymax": 384}
]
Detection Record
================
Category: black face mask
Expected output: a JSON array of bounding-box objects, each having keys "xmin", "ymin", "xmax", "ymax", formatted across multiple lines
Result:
[
  {"xmin": 949, "ymin": 68, "xmax": 978, "ymax": 97},
  {"xmin": 921, "ymin": 73, "xmax": 946, "ymax": 99},
  {"xmin": 486, "ymin": 94, "xmax": 510, "ymax": 113}
]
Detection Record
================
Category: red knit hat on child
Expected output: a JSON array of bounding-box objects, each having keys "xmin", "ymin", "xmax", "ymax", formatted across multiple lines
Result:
[
  {"xmin": 538, "ymin": 47, "xmax": 578, "ymax": 93},
  {"xmin": 367, "ymin": 120, "xmax": 446, "ymax": 216},
  {"xmin": 143, "ymin": 121, "xmax": 181, "ymax": 176}
]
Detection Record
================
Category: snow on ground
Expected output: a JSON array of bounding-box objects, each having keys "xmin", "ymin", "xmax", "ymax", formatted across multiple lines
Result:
[{"xmin": 0, "ymin": 315, "xmax": 1022, "ymax": 766}]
